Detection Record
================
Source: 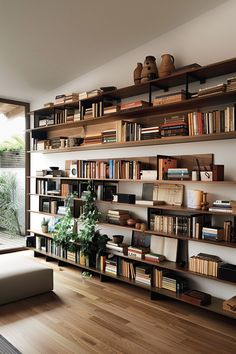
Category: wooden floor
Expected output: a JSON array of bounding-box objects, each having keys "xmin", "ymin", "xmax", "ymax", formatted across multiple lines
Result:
[
  {"xmin": 0, "ymin": 251, "xmax": 235, "ymax": 354},
  {"xmin": 0, "ymin": 231, "xmax": 25, "ymax": 253}
]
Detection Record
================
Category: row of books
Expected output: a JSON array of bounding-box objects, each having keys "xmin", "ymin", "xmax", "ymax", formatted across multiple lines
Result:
[
  {"xmin": 188, "ymin": 107, "xmax": 236, "ymax": 136},
  {"xmin": 77, "ymin": 159, "xmax": 145, "ymax": 180},
  {"xmin": 153, "ymin": 269, "xmax": 188, "ymax": 294},
  {"xmin": 189, "ymin": 253, "xmax": 223, "ymax": 277},
  {"xmin": 149, "ymin": 214, "xmax": 204, "ymax": 237},
  {"xmin": 35, "ymin": 236, "xmax": 107, "ymax": 271},
  {"xmin": 32, "ymin": 137, "xmax": 83, "ymax": 151},
  {"xmin": 36, "ymin": 180, "xmax": 60, "ymax": 195}
]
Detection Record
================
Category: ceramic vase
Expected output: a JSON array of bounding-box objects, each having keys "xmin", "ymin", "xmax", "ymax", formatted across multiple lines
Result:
[
  {"xmin": 141, "ymin": 56, "xmax": 158, "ymax": 83},
  {"xmin": 159, "ymin": 54, "xmax": 175, "ymax": 78},
  {"xmin": 133, "ymin": 62, "xmax": 143, "ymax": 85}
]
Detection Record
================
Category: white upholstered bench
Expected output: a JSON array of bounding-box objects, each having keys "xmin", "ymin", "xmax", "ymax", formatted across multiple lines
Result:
[{"xmin": 0, "ymin": 252, "xmax": 53, "ymax": 305}]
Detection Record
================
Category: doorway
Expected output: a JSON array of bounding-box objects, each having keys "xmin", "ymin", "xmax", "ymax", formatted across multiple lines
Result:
[{"xmin": 0, "ymin": 98, "xmax": 30, "ymax": 252}]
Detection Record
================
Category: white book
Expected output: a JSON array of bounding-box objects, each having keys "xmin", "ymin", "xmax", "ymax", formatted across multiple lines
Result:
[{"xmin": 150, "ymin": 235, "xmax": 178, "ymax": 262}]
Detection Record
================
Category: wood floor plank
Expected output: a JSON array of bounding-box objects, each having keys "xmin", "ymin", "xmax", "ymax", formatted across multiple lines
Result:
[{"xmin": 0, "ymin": 250, "xmax": 235, "ymax": 354}]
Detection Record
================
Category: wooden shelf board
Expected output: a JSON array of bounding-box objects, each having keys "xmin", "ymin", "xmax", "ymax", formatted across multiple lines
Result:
[
  {"xmin": 28, "ymin": 131, "xmax": 236, "ymax": 154},
  {"xmin": 29, "ymin": 57, "xmax": 236, "ymax": 116},
  {"xmin": 28, "ymin": 210, "xmax": 62, "ymax": 217},
  {"xmin": 27, "ymin": 174, "xmax": 236, "ymax": 185},
  {"xmin": 28, "ymin": 193, "xmax": 66, "ymax": 199}
]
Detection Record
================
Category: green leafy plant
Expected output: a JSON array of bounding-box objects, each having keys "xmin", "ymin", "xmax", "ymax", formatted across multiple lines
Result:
[
  {"xmin": 53, "ymin": 192, "xmax": 78, "ymax": 250},
  {"xmin": 78, "ymin": 181, "xmax": 108, "ymax": 259},
  {"xmin": 41, "ymin": 217, "xmax": 49, "ymax": 226},
  {"xmin": 0, "ymin": 173, "xmax": 21, "ymax": 235},
  {"xmin": 0, "ymin": 135, "xmax": 25, "ymax": 152}
]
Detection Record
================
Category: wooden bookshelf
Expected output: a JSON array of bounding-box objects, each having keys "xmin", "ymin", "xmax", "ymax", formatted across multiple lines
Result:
[
  {"xmin": 28, "ymin": 56, "xmax": 236, "ymax": 319},
  {"xmin": 29, "ymin": 248, "xmax": 235, "ymax": 319}
]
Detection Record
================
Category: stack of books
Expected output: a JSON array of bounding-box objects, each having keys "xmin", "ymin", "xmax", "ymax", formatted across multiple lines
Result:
[
  {"xmin": 167, "ymin": 168, "xmax": 190, "ymax": 180},
  {"xmin": 197, "ymin": 83, "xmax": 226, "ymax": 97},
  {"xmin": 64, "ymin": 93, "xmax": 79, "ymax": 104},
  {"xmin": 105, "ymin": 256, "xmax": 118, "ymax": 275},
  {"xmin": 82, "ymin": 107, "xmax": 93, "ymax": 120},
  {"xmin": 83, "ymin": 134, "xmax": 102, "ymax": 145},
  {"xmin": 101, "ymin": 130, "xmax": 117, "ymax": 144},
  {"xmin": 106, "ymin": 240, "xmax": 128, "ymax": 255},
  {"xmin": 54, "ymin": 94, "xmax": 66, "ymax": 105},
  {"xmin": 107, "ymin": 209, "xmax": 130, "ymax": 226},
  {"xmin": 57, "ymin": 206, "xmax": 67, "ymax": 215},
  {"xmin": 153, "ymin": 90, "xmax": 186, "ymax": 106},
  {"xmin": 127, "ymin": 246, "xmax": 150, "ymax": 259},
  {"xmin": 44, "ymin": 102, "xmax": 54, "ymax": 108},
  {"xmin": 103, "ymin": 105, "xmax": 120, "ymax": 115},
  {"xmin": 140, "ymin": 126, "xmax": 161, "ymax": 140},
  {"xmin": 66, "ymin": 250, "xmax": 76, "ymax": 263},
  {"xmin": 226, "ymin": 77, "xmax": 236, "ymax": 92},
  {"xmin": 135, "ymin": 266, "xmax": 151, "ymax": 286},
  {"xmin": 144, "ymin": 252, "xmax": 166, "ymax": 263},
  {"xmin": 162, "ymin": 274, "xmax": 187, "ymax": 294},
  {"xmin": 160, "ymin": 116, "xmax": 189, "ymax": 137},
  {"xmin": 208, "ymin": 200, "xmax": 233, "ymax": 213},
  {"xmin": 189, "ymin": 253, "xmax": 223, "ymax": 277},
  {"xmin": 202, "ymin": 226, "xmax": 224, "ymax": 241},
  {"xmin": 79, "ymin": 89, "xmax": 101, "ymax": 100},
  {"xmin": 120, "ymin": 100, "xmax": 150, "ymax": 111}
]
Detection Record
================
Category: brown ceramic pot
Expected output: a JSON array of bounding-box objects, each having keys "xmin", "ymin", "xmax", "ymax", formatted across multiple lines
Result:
[
  {"xmin": 133, "ymin": 62, "xmax": 143, "ymax": 85},
  {"xmin": 141, "ymin": 56, "xmax": 158, "ymax": 83},
  {"xmin": 159, "ymin": 54, "xmax": 175, "ymax": 78}
]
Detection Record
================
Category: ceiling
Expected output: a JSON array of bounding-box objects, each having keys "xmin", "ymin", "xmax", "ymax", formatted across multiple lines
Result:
[
  {"xmin": 0, "ymin": 0, "xmax": 227, "ymax": 102},
  {"xmin": 0, "ymin": 102, "xmax": 24, "ymax": 117}
]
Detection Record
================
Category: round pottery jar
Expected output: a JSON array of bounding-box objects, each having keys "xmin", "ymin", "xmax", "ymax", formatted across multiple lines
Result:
[
  {"xmin": 159, "ymin": 54, "xmax": 175, "ymax": 78},
  {"xmin": 141, "ymin": 56, "xmax": 158, "ymax": 83},
  {"xmin": 126, "ymin": 218, "xmax": 137, "ymax": 227}
]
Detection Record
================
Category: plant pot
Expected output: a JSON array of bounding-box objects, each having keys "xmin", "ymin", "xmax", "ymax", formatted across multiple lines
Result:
[{"xmin": 41, "ymin": 225, "xmax": 48, "ymax": 233}]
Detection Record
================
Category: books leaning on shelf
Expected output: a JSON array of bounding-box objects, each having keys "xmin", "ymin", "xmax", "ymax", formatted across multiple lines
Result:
[{"xmin": 189, "ymin": 253, "xmax": 223, "ymax": 277}]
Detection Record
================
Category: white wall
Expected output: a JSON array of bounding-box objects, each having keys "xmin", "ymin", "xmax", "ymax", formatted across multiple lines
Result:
[{"xmin": 31, "ymin": 0, "xmax": 236, "ymax": 299}]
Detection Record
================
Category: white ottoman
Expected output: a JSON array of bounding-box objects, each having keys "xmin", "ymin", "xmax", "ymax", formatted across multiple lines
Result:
[{"xmin": 0, "ymin": 252, "xmax": 53, "ymax": 305}]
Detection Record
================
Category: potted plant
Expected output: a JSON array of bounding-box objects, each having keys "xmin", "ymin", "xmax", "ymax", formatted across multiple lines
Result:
[
  {"xmin": 41, "ymin": 217, "xmax": 49, "ymax": 233},
  {"xmin": 78, "ymin": 181, "xmax": 108, "ymax": 267},
  {"xmin": 53, "ymin": 192, "xmax": 78, "ymax": 251}
]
